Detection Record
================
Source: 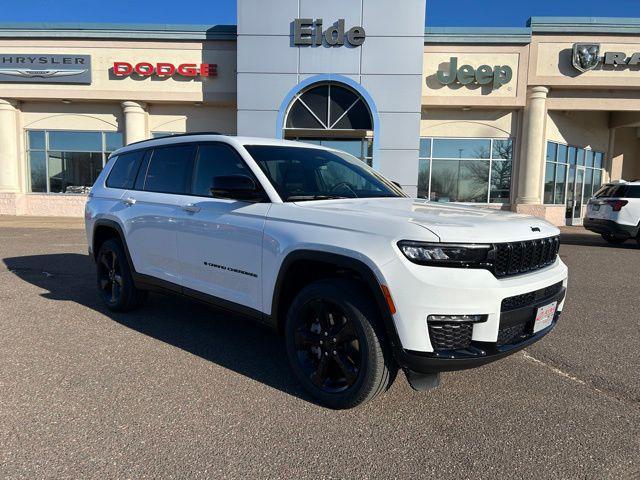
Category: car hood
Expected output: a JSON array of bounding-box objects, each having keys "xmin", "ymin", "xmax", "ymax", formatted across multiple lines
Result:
[{"xmin": 293, "ymin": 197, "xmax": 560, "ymax": 243}]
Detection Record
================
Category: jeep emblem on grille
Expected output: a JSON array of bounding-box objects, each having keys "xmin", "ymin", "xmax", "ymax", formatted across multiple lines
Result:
[{"xmin": 531, "ymin": 227, "xmax": 541, "ymax": 232}]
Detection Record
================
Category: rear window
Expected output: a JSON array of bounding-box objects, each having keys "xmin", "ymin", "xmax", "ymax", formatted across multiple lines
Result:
[
  {"xmin": 595, "ymin": 184, "xmax": 627, "ymax": 198},
  {"xmin": 105, "ymin": 150, "xmax": 146, "ymax": 189},
  {"xmin": 142, "ymin": 145, "xmax": 195, "ymax": 194}
]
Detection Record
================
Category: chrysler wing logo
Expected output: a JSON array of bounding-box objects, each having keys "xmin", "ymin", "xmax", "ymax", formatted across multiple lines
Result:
[
  {"xmin": 0, "ymin": 68, "xmax": 88, "ymax": 79},
  {"xmin": 572, "ymin": 43, "xmax": 601, "ymax": 73}
]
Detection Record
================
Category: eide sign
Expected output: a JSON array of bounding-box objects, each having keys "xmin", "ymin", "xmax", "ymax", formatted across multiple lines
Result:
[{"xmin": 293, "ymin": 19, "xmax": 366, "ymax": 47}]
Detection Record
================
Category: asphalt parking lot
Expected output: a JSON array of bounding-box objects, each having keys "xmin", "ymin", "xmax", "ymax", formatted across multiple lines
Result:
[{"xmin": 0, "ymin": 216, "xmax": 638, "ymax": 479}]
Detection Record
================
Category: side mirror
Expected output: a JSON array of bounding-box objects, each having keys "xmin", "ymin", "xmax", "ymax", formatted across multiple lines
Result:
[{"xmin": 210, "ymin": 175, "xmax": 263, "ymax": 201}]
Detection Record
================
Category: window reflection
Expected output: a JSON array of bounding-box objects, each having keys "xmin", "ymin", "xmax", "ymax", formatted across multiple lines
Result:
[
  {"xmin": 418, "ymin": 138, "xmax": 513, "ymax": 203},
  {"xmin": 27, "ymin": 130, "xmax": 123, "ymax": 194}
]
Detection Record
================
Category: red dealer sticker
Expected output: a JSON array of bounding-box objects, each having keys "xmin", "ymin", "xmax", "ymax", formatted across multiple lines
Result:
[{"xmin": 112, "ymin": 62, "xmax": 218, "ymax": 78}]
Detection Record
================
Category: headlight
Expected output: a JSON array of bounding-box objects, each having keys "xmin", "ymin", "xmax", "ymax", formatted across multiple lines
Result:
[{"xmin": 397, "ymin": 240, "xmax": 491, "ymax": 267}]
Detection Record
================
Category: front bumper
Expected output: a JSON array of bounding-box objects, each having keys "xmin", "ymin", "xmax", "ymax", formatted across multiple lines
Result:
[
  {"xmin": 381, "ymin": 254, "xmax": 568, "ymax": 353},
  {"xmin": 584, "ymin": 218, "xmax": 638, "ymax": 238},
  {"xmin": 396, "ymin": 287, "xmax": 565, "ymax": 373}
]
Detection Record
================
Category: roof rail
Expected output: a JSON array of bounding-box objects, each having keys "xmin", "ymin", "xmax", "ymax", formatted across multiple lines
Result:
[{"xmin": 125, "ymin": 131, "xmax": 224, "ymax": 147}]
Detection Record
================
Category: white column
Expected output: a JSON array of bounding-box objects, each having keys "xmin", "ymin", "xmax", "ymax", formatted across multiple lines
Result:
[
  {"xmin": 0, "ymin": 99, "xmax": 20, "ymax": 192},
  {"xmin": 517, "ymin": 86, "xmax": 549, "ymax": 204},
  {"xmin": 121, "ymin": 101, "xmax": 147, "ymax": 145},
  {"xmin": 606, "ymin": 127, "xmax": 623, "ymax": 182}
]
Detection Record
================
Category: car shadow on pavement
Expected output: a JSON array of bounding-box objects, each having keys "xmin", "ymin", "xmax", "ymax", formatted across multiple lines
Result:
[
  {"xmin": 559, "ymin": 230, "xmax": 640, "ymax": 249},
  {"xmin": 3, "ymin": 253, "xmax": 312, "ymax": 403}
]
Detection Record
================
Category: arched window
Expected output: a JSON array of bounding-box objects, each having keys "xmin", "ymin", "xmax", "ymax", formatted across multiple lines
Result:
[{"xmin": 285, "ymin": 83, "xmax": 373, "ymax": 131}]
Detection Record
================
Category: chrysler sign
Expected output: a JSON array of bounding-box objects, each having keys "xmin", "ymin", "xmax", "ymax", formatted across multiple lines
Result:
[{"xmin": 0, "ymin": 54, "xmax": 91, "ymax": 84}]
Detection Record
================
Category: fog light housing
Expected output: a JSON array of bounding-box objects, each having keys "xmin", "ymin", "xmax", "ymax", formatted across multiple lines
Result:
[{"xmin": 427, "ymin": 314, "xmax": 487, "ymax": 323}]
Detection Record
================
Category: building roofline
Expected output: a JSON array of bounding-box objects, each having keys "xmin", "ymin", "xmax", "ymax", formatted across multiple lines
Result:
[
  {"xmin": 424, "ymin": 27, "xmax": 531, "ymax": 45},
  {"xmin": 0, "ymin": 22, "xmax": 237, "ymax": 40},
  {"xmin": 528, "ymin": 16, "xmax": 640, "ymax": 35}
]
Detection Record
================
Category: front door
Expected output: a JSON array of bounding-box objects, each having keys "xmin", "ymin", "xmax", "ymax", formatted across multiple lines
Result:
[
  {"xmin": 566, "ymin": 166, "xmax": 585, "ymax": 226},
  {"xmin": 175, "ymin": 142, "xmax": 268, "ymax": 312}
]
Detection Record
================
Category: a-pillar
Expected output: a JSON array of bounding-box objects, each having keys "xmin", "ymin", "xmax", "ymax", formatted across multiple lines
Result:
[
  {"xmin": 121, "ymin": 101, "xmax": 148, "ymax": 145},
  {"xmin": 0, "ymin": 99, "xmax": 20, "ymax": 193}
]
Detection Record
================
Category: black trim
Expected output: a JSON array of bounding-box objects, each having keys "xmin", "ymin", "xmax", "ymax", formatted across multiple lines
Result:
[
  {"xmin": 133, "ymin": 272, "xmax": 263, "ymax": 320},
  {"xmin": 583, "ymin": 218, "xmax": 639, "ymax": 238},
  {"xmin": 398, "ymin": 288, "xmax": 565, "ymax": 374},
  {"xmin": 270, "ymin": 250, "xmax": 403, "ymax": 353}
]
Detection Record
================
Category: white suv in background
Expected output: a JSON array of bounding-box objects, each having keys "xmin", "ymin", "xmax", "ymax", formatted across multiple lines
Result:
[
  {"xmin": 585, "ymin": 181, "xmax": 640, "ymax": 244},
  {"xmin": 85, "ymin": 134, "xmax": 568, "ymax": 409}
]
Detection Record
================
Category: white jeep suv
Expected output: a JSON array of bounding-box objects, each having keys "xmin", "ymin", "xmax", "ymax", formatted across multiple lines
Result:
[
  {"xmin": 585, "ymin": 181, "xmax": 640, "ymax": 244},
  {"xmin": 85, "ymin": 134, "xmax": 568, "ymax": 408}
]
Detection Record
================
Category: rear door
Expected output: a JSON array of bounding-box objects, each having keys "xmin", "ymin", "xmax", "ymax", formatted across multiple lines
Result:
[
  {"xmin": 176, "ymin": 142, "xmax": 269, "ymax": 312},
  {"xmin": 120, "ymin": 143, "xmax": 196, "ymax": 285}
]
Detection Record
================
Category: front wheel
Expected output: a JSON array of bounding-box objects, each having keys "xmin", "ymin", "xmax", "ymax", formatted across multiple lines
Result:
[
  {"xmin": 284, "ymin": 279, "xmax": 396, "ymax": 409},
  {"xmin": 601, "ymin": 233, "xmax": 627, "ymax": 244}
]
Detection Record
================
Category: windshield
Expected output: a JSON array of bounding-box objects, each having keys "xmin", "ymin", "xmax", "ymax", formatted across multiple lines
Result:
[{"xmin": 244, "ymin": 145, "xmax": 404, "ymax": 201}]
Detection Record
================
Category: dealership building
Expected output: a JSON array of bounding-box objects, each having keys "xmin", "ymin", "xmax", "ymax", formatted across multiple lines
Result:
[{"xmin": 0, "ymin": 2, "xmax": 639, "ymax": 225}]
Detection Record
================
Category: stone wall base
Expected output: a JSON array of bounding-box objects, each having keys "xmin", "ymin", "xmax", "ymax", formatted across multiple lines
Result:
[
  {"xmin": 513, "ymin": 203, "xmax": 566, "ymax": 226},
  {"xmin": 0, "ymin": 193, "xmax": 86, "ymax": 217}
]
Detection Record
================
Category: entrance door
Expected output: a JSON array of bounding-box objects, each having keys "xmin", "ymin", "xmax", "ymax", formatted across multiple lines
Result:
[{"xmin": 566, "ymin": 166, "xmax": 585, "ymax": 226}]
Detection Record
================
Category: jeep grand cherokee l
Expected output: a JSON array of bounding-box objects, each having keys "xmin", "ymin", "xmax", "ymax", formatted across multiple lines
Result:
[{"xmin": 85, "ymin": 134, "xmax": 568, "ymax": 409}]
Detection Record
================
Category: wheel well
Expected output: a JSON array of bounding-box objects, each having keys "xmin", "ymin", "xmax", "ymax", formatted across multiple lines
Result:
[
  {"xmin": 274, "ymin": 258, "xmax": 375, "ymax": 333},
  {"xmin": 92, "ymin": 225, "xmax": 122, "ymax": 260}
]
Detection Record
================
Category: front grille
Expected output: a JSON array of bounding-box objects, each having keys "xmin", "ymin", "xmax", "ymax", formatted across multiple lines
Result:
[
  {"xmin": 497, "ymin": 323, "xmax": 527, "ymax": 346},
  {"xmin": 501, "ymin": 281, "xmax": 564, "ymax": 312},
  {"xmin": 428, "ymin": 322, "xmax": 473, "ymax": 351},
  {"xmin": 492, "ymin": 236, "xmax": 560, "ymax": 278}
]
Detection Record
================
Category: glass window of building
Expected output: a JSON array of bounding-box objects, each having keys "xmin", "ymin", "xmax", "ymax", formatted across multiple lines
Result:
[
  {"xmin": 289, "ymin": 137, "xmax": 373, "ymax": 166},
  {"xmin": 543, "ymin": 141, "xmax": 604, "ymax": 205},
  {"xmin": 27, "ymin": 130, "xmax": 124, "ymax": 194},
  {"xmin": 417, "ymin": 137, "xmax": 513, "ymax": 203}
]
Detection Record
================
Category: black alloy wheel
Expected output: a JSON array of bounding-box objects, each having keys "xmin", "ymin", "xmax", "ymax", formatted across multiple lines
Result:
[
  {"xmin": 285, "ymin": 279, "xmax": 395, "ymax": 409},
  {"xmin": 95, "ymin": 238, "xmax": 147, "ymax": 312},
  {"xmin": 601, "ymin": 233, "xmax": 627, "ymax": 244},
  {"xmin": 98, "ymin": 249, "xmax": 123, "ymax": 306},
  {"xmin": 293, "ymin": 298, "xmax": 361, "ymax": 393}
]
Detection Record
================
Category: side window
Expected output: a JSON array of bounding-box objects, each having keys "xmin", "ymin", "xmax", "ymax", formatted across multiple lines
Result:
[
  {"xmin": 626, "ymin": 185, "xmax": 640, "ymax": 198},
  {"xmin": 143, "ymin": 145, "xmax": 195, "ymax": 194},
  {"xmin": 191, "ymin": 143, "xmax": 256, "ymax": 197},
  {"xmin": 105, "ymin": 150, "xmax": 145, "ymax": 189}
]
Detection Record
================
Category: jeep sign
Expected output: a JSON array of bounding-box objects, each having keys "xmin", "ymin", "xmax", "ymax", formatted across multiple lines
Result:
[
  {"xmin": 436, "ymin": 57, "xmax": 512, "ymax": 89},
  {"xmin": 293, "ymin": 19, "xmax": 366, "ymax": 47}
]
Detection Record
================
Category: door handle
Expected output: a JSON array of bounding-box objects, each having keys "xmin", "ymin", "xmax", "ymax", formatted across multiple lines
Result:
[
  {"xmin": 123, "ymin": 197, "xmax": 136, "ymax": 206},
  {"xmin": 181, "ymin": 203, "xmax": 201, "ymax": 213}
]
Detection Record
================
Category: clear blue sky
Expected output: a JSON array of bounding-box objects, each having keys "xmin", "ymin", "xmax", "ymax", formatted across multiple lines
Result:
[{"xmin": 2, "ymin": 0, "xmax": 640, "ymax": 27}]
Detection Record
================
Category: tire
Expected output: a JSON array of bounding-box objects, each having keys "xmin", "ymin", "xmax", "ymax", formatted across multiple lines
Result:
[
  {"xmin": 284, "ymin": 278, "xmax": 396, "ymax": 409},
  {"xmin": 601, "ymin": 233, "xmax": 627, "ymax": 244},
  {"xmin": 96, "ymin": 238, "xmax": 147, "ymax": 312}
]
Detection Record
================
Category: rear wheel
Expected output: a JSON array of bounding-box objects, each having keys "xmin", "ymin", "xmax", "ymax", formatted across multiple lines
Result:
[
  {"xmin": 285, "ymin": 279, "xmax": 395, "ymax": 409},
  {"xmin": 601, "ymin": 233, "xmax": 627, "ymax": 244},
  {"xmin": 96, "ymin": 238, "xmax": 147, "ymax": 311}
]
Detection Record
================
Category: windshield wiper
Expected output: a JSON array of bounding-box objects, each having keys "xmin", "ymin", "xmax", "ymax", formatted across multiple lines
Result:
[{"xmin": 286, "ymin": 195, "xmax": 348, "ymax": 201}]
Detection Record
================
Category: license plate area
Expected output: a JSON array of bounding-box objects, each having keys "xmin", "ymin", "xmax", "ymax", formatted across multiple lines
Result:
[{"xmin": 533, "ymin": 301, "xmax": 557, "ymax": 333}]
